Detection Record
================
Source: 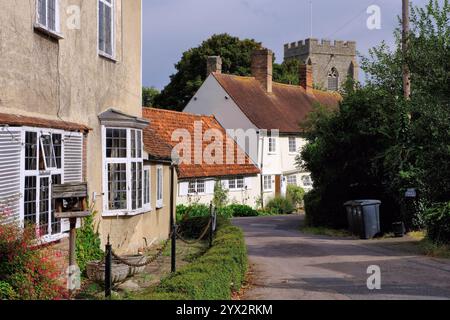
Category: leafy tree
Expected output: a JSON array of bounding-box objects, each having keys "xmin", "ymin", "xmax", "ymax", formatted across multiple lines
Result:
[
  {"xmin": 154, "ymin": 34, "xmax": 262, "ymax": 111},
  {"xmin": 300, "ymin": 0, "xmax": 449, "ymax": 231},
  {"xmin": 273, "ymin": 59, "xmax": 301, "ymax": 85},
  {"xmin": 142, "ymin": 86, "xmax": 160, "ymax": 107}
]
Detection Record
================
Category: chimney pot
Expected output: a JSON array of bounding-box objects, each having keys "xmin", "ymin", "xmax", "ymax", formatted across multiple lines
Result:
[
  {"xmin": 299, "ymin": 64, "xmax": 313, "ymax": 94},
  {"xmin": 207, "ymin": 56, "xmax": 222, "ymax": 75},
  {"xmin": 251, "ymin": 49, "xmax": 273, "ymax": 93}
]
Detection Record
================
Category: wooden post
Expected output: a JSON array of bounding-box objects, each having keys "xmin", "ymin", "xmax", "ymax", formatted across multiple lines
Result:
[
  {"xmin": 402, "ymin": 0, "xmax": 411, "ymax": 100},
  {"xmin": 171, "ymin": 224, "xmax": 177, "ymax": 273},
  {"xmin": 209, "ymin": 203, "xmax": 214, "ymax": 248},
  {"xmin": 105, "ymin": 237, "xmax": 112, "ymax": 299}
]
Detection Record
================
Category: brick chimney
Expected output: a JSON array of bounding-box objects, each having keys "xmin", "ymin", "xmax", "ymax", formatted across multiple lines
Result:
[
  {"xmin": 207, "ymin": 56, "xmax": 222, "ymax": 75},
  {"xmin": 299, "ymin": 64, "xmax": 313, "ymax": 94},
  {"xmin": 251, "ymin": 49, "xmax": 273, "ymax": 93}
]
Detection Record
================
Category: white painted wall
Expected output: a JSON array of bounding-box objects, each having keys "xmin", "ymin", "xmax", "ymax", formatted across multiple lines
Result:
[
  {"xmin": 184, "ymin": 76, "xmax": 314, "ymax": 205},
  {"xmin": 177, "ymin": 176, "xmax": 261, "ymax": 208}
]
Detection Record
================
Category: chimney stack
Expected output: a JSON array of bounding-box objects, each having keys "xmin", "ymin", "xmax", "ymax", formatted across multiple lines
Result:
[
  {"xmin": 251, "ymin": 49, "xmax": 273, "ymax": 93},
  {"xmin": 207, "ymin": 56, "xmax": 222, "ymax": 75},
  {"xmin": 299, "ymin": 64, "xmax": 313, "ymax": 94}
]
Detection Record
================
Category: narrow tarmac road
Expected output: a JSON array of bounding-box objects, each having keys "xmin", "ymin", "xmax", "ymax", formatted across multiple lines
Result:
[{"xmin": 233, "ymin": 215, "xmax": 450, "ymax": 300}]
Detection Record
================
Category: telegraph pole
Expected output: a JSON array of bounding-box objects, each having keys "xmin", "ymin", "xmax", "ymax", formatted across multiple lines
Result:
[{"xmin": 402, "ymin": 0, "xmax": 411, "ymax": 100}]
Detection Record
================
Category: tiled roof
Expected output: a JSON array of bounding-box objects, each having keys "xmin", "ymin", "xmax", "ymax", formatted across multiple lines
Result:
[
  {"xmin": 0, "ymin": 113, "xmax": 91, "ymax": 132},
  {"xmin": 212, "ymin": 73, "xmax": 341, "ymax": 133},
  {"xmin": 142, "ymin": 108, "xmax": 260, "ymax": 179},
  {"xmin": 142, "ymin": 126, "xmax": 173, "ymax": 161}
]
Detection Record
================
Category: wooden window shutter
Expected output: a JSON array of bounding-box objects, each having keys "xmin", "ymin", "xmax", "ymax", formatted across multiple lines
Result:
[{"xmin": 0, "ymin": 129, "xmax": 22, "ymax": 225}]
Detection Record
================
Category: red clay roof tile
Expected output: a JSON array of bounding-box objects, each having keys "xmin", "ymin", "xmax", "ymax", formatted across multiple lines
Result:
[
  {"xmin": 212, "ymin": 73, "xmax": 341, "ymax": 133},
  {"xmin": 142, "ymin": 108, "xmax": 260, "ymax": 179}
]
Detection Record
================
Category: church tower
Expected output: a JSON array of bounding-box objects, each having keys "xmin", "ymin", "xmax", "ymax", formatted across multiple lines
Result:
[{"xmin": 284, "ymin": 38, "xmax": 358, "ymax": 91}]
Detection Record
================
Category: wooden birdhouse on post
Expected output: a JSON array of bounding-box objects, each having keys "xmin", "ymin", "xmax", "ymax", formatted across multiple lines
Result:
[{"xmin": 52, "ymin": 182, "xmax": 91, "ymax": 294}]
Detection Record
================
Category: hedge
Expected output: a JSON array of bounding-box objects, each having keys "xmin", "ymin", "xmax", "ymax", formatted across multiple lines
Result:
[{"xmin": 151, "ymin": 217, "xmax": 248, "ymax": 300}]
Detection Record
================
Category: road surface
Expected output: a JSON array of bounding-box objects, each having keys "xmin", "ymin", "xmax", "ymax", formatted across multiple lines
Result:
[{"xmin": 233, "ymin": 215, "xmax": 450, "ymax": 300}]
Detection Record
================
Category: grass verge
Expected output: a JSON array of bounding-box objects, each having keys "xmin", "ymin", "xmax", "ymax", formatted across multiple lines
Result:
[
  {"xmin": 131, "ymin": 217, "xmax": 248, "ymax": 300},
  {"xmin": 300, "ymin": 226, "xmax": 355, "ymax": 238}
]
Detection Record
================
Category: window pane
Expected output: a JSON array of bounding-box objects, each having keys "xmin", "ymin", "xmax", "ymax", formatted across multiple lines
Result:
[
  {"xmin": 237, "ymin": 178, "xmax": 244, "ymax": 189},
  {"xmin": 39, "ymin": 178, "xmax": 50, "ymax": 237},
  {"xmin": 106, "ymin": 128, "xmax": 127, "ymax": 158},
  {"xmin": 137, "ymin": 131, "xmax": 142, "ymax": 158},
  {"xmin": 144, "ymin": 169, "xmax": 150, "ymax": 205},
  {"xmin": 108, "ymin": 163, "xmax": 127, "ymax": 210},
  {"xmin": 132, "ymin": 162, "xmax": 137, "ymax": 210},
  {"xmin": 104, "ymin": 5, "xmax": 112, "ymax": 55},
  {"xmin": 25, "ymin": 132, "xmax": 37, "ymax": 170},
  {"xmin": 52, "ymin": 134, "xmax": 62, "ymax": 169},
  {"xmin": 228, "ymin": 178, "xmax": 236, "ymax": 190},
  {"xmin": 38, "ymin": 0, "xmax": 47, "ymax": 26},
  {"xmin": 188, "ymin": 180, "xmax": 196, "ymax": 194},
  {"xmin": 157, "ymin": 168, "xmax": 163, "ymax": 200},
  {"xmin": 47, "ymin": 0, "xmax": 56, "ymax": 31},
  {"xmin": 41, "ymin": 135, "xmax": 56, "ymax": 169},
  {"xmin": 131, "ymin": 130, "xmax": 136, "ymax": 158},
  {"xmin": 24, "ymin": 176, "xmax": 37, "ymax": 224},
  {"xmin": 99, "ymin": 1, "xmax": 105, "ymax": 52},
  {"xmin": 289, "ymin": 137, "xmax": 297, "ymax": 153},
  {"xmin": 137, "ymin": 163, "xmax": 142, "ymax": 208},
  {"xmin": 51, "ymin": 175, "xmax": 62, "ymax": 234},
  {"xmin": 197, "ymin": 180, "xmax": 205, "ymax": 194}
]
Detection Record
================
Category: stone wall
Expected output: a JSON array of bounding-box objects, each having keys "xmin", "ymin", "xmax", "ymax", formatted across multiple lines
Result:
[{"xmin": 284, "ymin": 38, "xmax": 358, "ymax": 90}]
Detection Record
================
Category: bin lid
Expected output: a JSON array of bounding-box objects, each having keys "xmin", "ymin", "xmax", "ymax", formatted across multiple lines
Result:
[{"xmin": 344, "ymin": 200, "xmax": 381, "ymax": 206}]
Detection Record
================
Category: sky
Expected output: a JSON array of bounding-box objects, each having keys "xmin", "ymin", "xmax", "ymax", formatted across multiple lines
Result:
[{"xmin": 142, "ymin": 0, "xmax": 432, "ymax": 90}]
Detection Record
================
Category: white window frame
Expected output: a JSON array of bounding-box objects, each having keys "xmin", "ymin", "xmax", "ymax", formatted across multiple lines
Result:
[
  {"xmin": 187, "ymin": 179, "xmax": 205, "ymax": 195},
  {"xmin": 228, "ymin": 177, "xmax": 245, "ymax": 191},
  {"xmin": 288, "ymin": 137, "xmax": 297, "ymax": 154},
  {"xmin": 35, "ymin": 0, "xmax": 63, "ymax": 39},
  {"xmin": 102, "ymin": 126, "xmax": 144, "ymax": 217},
  {"xmin": 143, "ymin": 166, "xmax": 151, "ymax": 211},
  {"xmin": 98, "ymin": 0, "xmax": 116, "ymax": 60},
  {"xmin": 287, "ymin": 175, "xmax": 298, "ymax": 186},
  {"xmin": 301, "ymin": 175, "xmax": 313, "ymax": 188},
  {"xmin": 20, "ymin": 127, "xmax": 66, "ymax": 243},
  {"xmin": 263, "ymin": 175, "xmax": 273, "ymax": 192},
  {"xmin": 268, "ymin": 137, "xmax": 277, "ymax": 154},
  {"xmin": 156, "ymin": 165, "xmax": 164, "ymax": 209}
]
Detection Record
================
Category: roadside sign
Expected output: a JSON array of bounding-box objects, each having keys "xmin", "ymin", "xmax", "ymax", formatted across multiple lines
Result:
[{"xmin": 405, "ymin": 188, "xmax": 417, "ymax": 198}]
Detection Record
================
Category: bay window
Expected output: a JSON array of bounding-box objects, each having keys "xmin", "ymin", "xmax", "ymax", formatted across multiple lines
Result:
[{"xmin": 104, "ymin": 128, "xmax": 144, "ymax": 215}]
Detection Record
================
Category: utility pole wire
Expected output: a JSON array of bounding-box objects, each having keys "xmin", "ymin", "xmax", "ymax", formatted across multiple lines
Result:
[{"xmin": 402, "ymin": 0, "xmax": 411, "ymax": 100}]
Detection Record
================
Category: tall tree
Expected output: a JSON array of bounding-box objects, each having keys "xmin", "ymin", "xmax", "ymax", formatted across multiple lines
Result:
[
  {"xmin": 142, "ymin": 86, "xmax": 160, "ymax": 107},
  {"xmin": 300, "ymin": 0, "xmax": 449, "ymax": 230},
  {"xmin": 154, "ymin": 34, "xmax": 262, "ymax": 111}
]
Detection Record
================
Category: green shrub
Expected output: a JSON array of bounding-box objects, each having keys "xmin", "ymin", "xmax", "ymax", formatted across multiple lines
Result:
[
  {"xmin": 217, "ymin": 206, "xmax": 234, "ymax": 219},
  {"xmin": 0, "ymin": 214, "xmax": 67, "ymax": 300},
  {"xmin": 266, "ymin": 196, "xmax": 295, "ymax": 215},
  {"xmin": 213, "ymin": 181, "xmax": 229, "ymax": 209},
  {"xmin": 154, "ymin": 218, "xmax": 247, "ymax": 300},
  {"xmin": 424, "ymin": 202, "xmax": 450, "ymax": 245},
  {"xmin": 176, "ymin": 204, "xmax": 210, "ymax": 222},
  {"xmin": 286, "ymin": 185, "xmax": 305, "ymax": 209},
  {"xmin": 76, "ymin": 211, "xmax": 104, "ymax": 275},
  {"xmin": 177, "ymin": 216, "xmax": 210, "ymax": 239},
  {"xmin": 228, "ymin": 204, "xmax": 259, "ymax": 217}
]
